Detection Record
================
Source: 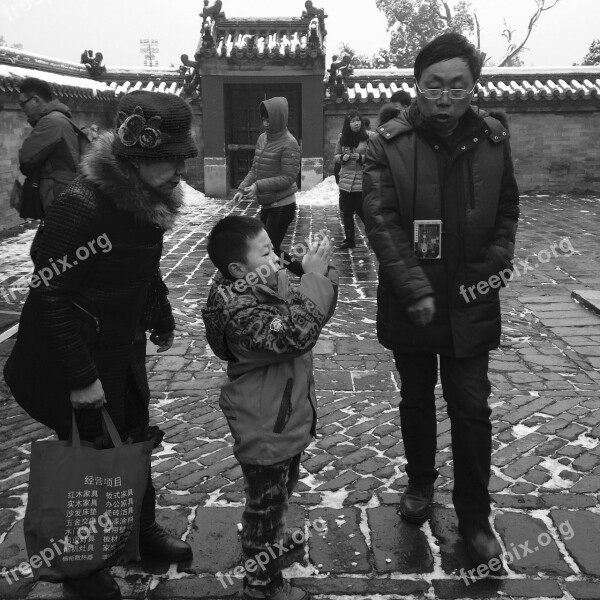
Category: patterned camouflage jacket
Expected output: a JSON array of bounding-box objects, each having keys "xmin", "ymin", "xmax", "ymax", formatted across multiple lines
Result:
[{"xmin": 202, "ymin": 267, "xmax": 338, "ymax": 465}]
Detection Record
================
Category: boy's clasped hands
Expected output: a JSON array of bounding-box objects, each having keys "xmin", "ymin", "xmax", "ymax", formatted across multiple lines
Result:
[{"xmin": 302, "ymin": 230, "xmax": 334, "ymax": 276}]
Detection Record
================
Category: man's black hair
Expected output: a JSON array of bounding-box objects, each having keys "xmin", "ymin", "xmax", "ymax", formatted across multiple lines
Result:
[
  {"xmin": 414, "ymin": 33, "xmax": 482, "ymax": 84},
  {"xmin": 390, "ymin": 90, "xmax": 411, "ymax": 106},
  {"xmin": 20, "ymin": 77, "xmax": 53, "ymax": 102},
  {"xmin": 207, "ymin": 215, "xmax": 265, "ymax": 280}
]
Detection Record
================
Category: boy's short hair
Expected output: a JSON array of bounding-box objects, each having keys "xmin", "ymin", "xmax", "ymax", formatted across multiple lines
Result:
[
  {"xmin": 207, "ymin": 215, "xmax": 265, "ymax": 280},
  {"xmin": 414, "ymin": 32, "xmax": 483, "ymax": 84},
  {"xmin": 20, "ymin": 77, "xmax": 53, "ymax": 102}
]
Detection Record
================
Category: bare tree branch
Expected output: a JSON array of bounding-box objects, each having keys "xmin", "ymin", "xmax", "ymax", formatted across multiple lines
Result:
[
  {"xmin": 473, "ymin": 9, "xmax": 481, "ymax": 48},
  {"xmin": 497, "ymin": 0, "xmax": 560, "ymax": 66},
  {"xmin": 432, "ymin": 0, "xmax": 452, "ymax": 26}
]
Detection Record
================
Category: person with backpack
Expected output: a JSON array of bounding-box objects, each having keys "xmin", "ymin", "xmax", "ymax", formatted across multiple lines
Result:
[{"xmin": 18, "ymin": 77, "xmax": 88, "ymax": 216}]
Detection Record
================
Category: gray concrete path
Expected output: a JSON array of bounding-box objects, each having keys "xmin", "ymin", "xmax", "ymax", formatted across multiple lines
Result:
[{"xmin": 1, "ymin": 187, "xmax": 599, "ymax": 599}]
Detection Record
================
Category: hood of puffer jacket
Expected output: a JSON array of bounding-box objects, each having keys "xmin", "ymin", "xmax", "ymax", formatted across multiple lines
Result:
[
  {"xmin": 81, "ymin": 132, "xmax": 184, "ymax": 230},
  {"xmin": 260, "ymin": 97, "xmax": 289, "ymax": 137}
]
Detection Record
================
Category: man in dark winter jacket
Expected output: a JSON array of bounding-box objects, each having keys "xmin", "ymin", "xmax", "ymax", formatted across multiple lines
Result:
[
  {"xmin": 363, "ymin": 33, "xmax": 519, "ymax": 570},
  {"xmin": 18, "ymin": 77, "xmax": 82, "ymax": 213}
]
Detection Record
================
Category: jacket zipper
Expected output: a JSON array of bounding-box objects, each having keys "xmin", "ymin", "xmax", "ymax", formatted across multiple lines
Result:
[
  {"xmin": 273, "ymin": 378, "xmax": 294, "ymax": 434},
  {"xmin": 72, "ymin": 300, "xmax": 100, "ymax": 335}
]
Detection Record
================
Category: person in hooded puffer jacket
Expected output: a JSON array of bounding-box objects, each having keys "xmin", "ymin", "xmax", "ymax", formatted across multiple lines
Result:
[{"xmin": 233, "ymin": 97, "xmax": 304, "ymax": 276}]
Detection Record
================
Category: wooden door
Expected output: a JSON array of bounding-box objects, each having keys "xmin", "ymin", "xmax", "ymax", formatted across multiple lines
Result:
[{"xmin": 226, "ymin": 84, "xmax": 301, "ymax": 190}]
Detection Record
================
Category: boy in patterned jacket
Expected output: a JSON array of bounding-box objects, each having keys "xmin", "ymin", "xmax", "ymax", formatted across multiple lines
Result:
[{"xmin": 202, "ymin": 216, "xmax": 338, "ymax": 600}]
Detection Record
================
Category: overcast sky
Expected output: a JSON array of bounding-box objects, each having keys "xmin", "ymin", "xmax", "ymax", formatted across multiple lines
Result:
[{"xmin": 1, "ymin": 0, "xmax": 597, "ymax": 69}]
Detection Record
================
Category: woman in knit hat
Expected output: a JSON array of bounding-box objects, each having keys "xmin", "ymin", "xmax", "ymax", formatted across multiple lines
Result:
[{"xmin": 4, "ymin": 90, "xmax": 198, "ymax": 600}]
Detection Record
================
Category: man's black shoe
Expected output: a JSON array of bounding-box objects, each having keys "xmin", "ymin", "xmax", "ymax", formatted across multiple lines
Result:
[
  {"xmin": 64, "ymin": 569, "xmax": 121, "ymax": 600},
  {"xmin": 459, "ymin": 523, "xmax": 502, "ymax": 569},
  {"xmin": 139, "ymin": 522, "xmax": 193, "ymax": 562},
  {"xmin": 338, "ymin": 240, "xmax": 355, "ymax": 250},
  {"xmin": 399, "ymin": 483, "xmax": 434, "ymax": 524}
]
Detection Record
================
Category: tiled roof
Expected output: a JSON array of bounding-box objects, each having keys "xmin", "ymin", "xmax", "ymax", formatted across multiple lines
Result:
[
  {"xmin": 333, "ymin": 66, "xmax": 600, "ymax": 104},
  {"xmin": 194, "ymin": 15, "xmax": 326, "ymax": 63},
  {"xmin": 0, "ymin": 47, "xmax": 185, "ymax": 99},
  {"xmin": 0, "ymin": 63, "xmax": 116, "ymax": 100}
]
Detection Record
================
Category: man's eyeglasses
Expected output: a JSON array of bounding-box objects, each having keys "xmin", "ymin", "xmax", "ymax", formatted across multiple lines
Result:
[
  {"xmin": 414, "ymin": 82, "xmax": 478, "ymax": 100},
  {"xmin": 19, "ymin": 96, "xmax": 35, "ymax": 109}
]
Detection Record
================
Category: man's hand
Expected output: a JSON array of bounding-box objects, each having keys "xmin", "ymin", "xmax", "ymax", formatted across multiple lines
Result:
[
  {"xmin": 232, "ymin": 190, "xmax": 244, "ymax": 203},
  {"xmin": 302, "ymin": 234, "xmax": 333, "ymax": 276},
  {"xmin": 243, "ymin": 184, "xmax": 257, "ymax": 200},
  {"xmin": 151, "ymin": 330, "xmax": 174, "ymax": 353},
  {"xmin": 406, "ymin": 296, "xmax": 435, "ymax": 327},
  {"xmin": 71, "ymin": 379, "xmax": 106, "ymax": 410}
]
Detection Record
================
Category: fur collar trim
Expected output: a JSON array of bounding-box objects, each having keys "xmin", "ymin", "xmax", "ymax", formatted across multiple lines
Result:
[{"xmin": 81, "ymin": 132, "xmax": 184, "ymax": 230}]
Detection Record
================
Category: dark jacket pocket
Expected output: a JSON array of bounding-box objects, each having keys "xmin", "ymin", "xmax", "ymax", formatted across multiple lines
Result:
[{"xmin": 273, "ymin": 378, "xmax": 294, "ymax": 434}]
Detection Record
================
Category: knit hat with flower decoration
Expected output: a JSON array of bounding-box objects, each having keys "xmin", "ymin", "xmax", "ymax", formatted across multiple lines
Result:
[{"xmin": 112, "ymin": 90, "xmax": 198, "ymax": 160}]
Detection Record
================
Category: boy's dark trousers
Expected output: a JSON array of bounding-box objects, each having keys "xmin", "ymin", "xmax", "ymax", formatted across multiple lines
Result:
[
  {"xmin": 338, "ymin": 190, "xmax": 364, "ymax": 245},
  {"xmin": 240, "ymin": 453, "xmax": 301, "ymax": 591},
  {"xmin": 392, "ymin": 351, "xmax": 493, "ymax": 528}
]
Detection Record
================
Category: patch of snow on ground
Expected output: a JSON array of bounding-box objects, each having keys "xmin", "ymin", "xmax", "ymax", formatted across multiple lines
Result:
[
  {"xmin": 296, "ymin": 176, "xmax": 338, "ymax": 206},
  {"xmin": 512, "ymin": 423, "xmax": 538, "ymax": 437}
]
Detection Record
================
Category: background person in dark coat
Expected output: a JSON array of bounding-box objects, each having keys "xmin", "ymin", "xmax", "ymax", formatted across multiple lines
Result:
[
  {"xmin": 18, "ymin": 77, "xmax": 82, "ymax": 214},
  {"xmin": 4, "ymin": 91, "xmax": 198, "ymax": 600},
  {"xmin": 363, "ymin": 33, "xmax": 519, "ymax": 569}
]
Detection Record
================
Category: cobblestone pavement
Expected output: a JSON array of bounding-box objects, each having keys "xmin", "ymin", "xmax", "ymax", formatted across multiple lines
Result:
[{"xmin": 1, "ymin": 185, "xmax": 600, "ymax": 599}]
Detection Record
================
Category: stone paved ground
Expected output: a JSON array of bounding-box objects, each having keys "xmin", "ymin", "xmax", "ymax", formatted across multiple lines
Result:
[{"xmin": 1, "ymin": 184, "xmax": 600, "ymax": 599}]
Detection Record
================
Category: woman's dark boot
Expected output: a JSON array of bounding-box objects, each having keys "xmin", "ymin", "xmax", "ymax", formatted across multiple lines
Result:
[
  {"xmin": 139, "ymin": 474, "xmax": 193, "ymax": 562},
  {"xmin": 64, "ymin": 569, "xmax": 122, "ymax": 600},
  {"xmin": 139, "ymin": 521, "xmax": 193, "ymax": 562}
]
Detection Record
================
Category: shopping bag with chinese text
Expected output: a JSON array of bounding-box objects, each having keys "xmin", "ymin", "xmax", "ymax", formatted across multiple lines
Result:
[{"xmin": 23, "ymin": 408, "xmax": 153, "ymax": 582}]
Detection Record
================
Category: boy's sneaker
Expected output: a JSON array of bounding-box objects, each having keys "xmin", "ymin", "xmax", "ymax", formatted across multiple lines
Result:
[{"xmin": 242, "ymin": 581, "xmax": 311, "ymax": 600}]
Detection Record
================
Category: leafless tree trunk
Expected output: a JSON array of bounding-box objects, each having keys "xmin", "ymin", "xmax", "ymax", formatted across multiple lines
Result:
[
  {"xmin": 473, "ymin": 9, "xmax": 481, "ymax": 49},
  {"xmin": 496, "ymin": 0, "xmax": 560, "ymax": 66}
]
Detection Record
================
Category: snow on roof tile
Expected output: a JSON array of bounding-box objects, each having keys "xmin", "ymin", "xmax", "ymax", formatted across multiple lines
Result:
[
  {"xmin": 338, "ymin": 67, "xmax": 600, "ymax": 104},
  {"xmin": 0, "ymin": 47, "xmax": 185, "ymax": 99}
]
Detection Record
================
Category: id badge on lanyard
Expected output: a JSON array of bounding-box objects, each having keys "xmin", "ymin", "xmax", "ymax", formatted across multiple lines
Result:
[{"xmin": 413, "ymin": 219, "xmax": 442, "ymax": 259}]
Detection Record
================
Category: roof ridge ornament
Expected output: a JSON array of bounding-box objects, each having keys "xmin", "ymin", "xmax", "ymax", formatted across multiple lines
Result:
[
  {"xmin": 81, "ymin": 50, "xmax": 106, "ymax": 79},
  {"xmin": 302, "ymin": 1, "xmax": 327, "ymax": 36}
]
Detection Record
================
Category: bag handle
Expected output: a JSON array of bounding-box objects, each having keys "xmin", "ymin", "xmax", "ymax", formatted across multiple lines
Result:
[
  {"xmin": 100, "ymin": 407, "xmax": 122, "ymax": 448},
  {"xmin": 70, "ymin": 407, "xmax": 122, "ymax": 448}
]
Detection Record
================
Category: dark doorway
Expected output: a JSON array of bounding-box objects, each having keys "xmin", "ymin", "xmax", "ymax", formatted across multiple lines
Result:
[{"xmin": 226, "ymin": 83, "xmax": 301, "ymax": 190}]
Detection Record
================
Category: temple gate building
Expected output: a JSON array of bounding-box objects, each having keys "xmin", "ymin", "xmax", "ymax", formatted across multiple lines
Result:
[{"xmin": 1, "ymin": 1, "xmax": 599, "ymax": 231}]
